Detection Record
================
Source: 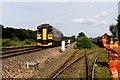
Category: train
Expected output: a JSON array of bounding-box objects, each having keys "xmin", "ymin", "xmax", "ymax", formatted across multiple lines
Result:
[
  {"xmin": 90, "ymin": 36, "xmax": 103, "ymax": 47},
  {"xmin": 37, "ymin": 24, "xmax": 63, "ymax": 47}
]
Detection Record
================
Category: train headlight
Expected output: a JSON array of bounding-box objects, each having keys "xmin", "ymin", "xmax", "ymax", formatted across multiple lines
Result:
[{"xmin": 48, "ymin": 34, "xmax": 52, "ymax": 37}]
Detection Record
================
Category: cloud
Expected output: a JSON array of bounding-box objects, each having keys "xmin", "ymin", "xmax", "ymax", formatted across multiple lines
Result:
[
  {"xmin": 100, "ymin": 11, "xmax": 108, "ymax": 17},
  {"xmin": 73, "ymin": 15, "xmax": 108, "ymax": 26},
  {"xmin": 89, "ymin": 5, "xmax": 94, "ymax": 8},
  {"xmin": 98, "ymin": 20, "xmax": 108, "ymax": 25},
  {"xmin": 73, "ymin": 16, "xmax": 97, "ymax": 24},
  {"xmin": 73, "ymin": 10, "xmax": 109, "ymax": 26}
]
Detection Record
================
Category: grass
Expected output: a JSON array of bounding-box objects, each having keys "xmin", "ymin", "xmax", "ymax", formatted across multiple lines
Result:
[
  {"xmin": 94, "ymin": 49, "xmax": 111, "ymax": 78},
  {"xmin": 2, "ymin": 39, "xmax": 36, "ymax": 48},
  {"xmin": 56, "ymin": 47, "xmax": 111, "ymax": 79}
]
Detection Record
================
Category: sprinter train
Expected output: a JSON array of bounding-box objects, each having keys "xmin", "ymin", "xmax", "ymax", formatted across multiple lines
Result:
[{"xmin": 37, "ymin": 24, "xmax": 63, "ymax": 46}]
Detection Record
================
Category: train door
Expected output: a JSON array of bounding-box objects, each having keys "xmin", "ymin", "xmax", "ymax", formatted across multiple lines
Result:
[
  {"xmin": 42, "ymin": 27, "xmax": 48, "ymax": 45},
  {"xmin": 42, "ymin": 28, "xmax": 47, "ymax": 40}
]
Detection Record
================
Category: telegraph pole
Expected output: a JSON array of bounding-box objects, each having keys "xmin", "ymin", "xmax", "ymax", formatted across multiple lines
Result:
[
  {"xmin": 116, "ymin": 26, "xmax": 118, "ymax": 39},
  {"xmin": 115, "ymin": 18, "xmax": 119, "ymax": 41}
]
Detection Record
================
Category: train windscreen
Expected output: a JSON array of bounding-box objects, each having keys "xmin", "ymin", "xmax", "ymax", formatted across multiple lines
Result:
[
  {"xmin": 48, "ymin": 27, "xmax": 52, "ymax": 34},
  {"xmin": 37, "ymin": 28, "xmax": 42, "ymax": 34}
]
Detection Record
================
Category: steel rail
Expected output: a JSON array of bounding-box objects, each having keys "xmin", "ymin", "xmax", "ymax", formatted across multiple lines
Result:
[
  {"xmin": 49, "ymin": 50, "xmax": 79, "ymax": 80},
  {"xmin": 2, "ymin": 47, "xmax": 37, "ymax": 54},
  {"xmin": 91, "ymin": 49, "xmax": 101, "ymax": 80},
  {"xmin": 2, "ymin": 46, "xmax": 37, "ymax": 53},
  {"xmin": 1, "ymin": 47, "xmax": 43, "ymax": 58},
  {"xmin": 49, "ymin": 50, "xmax": 97, "ymax": 80}
]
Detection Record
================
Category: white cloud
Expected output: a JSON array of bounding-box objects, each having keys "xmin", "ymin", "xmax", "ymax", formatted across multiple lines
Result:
[
  {"xmin": 89, "ymin": 5, "xmax": 94, "ymax": 8},
  {"xmin": 73, "ymin": 16, "xmax": 97, "ymax": 24},
  {"xmin": 97, "ymin": 20, "xmax": 108, "ymax": 25},
  {"xmin": 100, "ymin": 11, "xmax": 108, "ymax": 17},
  {"xmin": 74, "ymin": 18, "xmax": 86, "ymax": 24},
  {"xmin": 88, "ymin": 18, "xmax": 97, "ymax": 23},
  {"xmin": 73, "ymin": 15, "xmax": 108, "ymax": 26},
  {"xmin": 94, "ymin": 15, "xmax": 101, "ymax": 20},
  {"xmin": 73, "ymin": 10, "xmax": 109, "ymax": 26}
]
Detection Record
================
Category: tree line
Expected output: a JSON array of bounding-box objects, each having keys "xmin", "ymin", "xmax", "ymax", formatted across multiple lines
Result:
[
  {"xmin": 1, "ymin": 25, "xmax": 36, "ymax": 41},
  {"xmin": 1, "ymin": 25, "xmax": 37, "ymax": 47}
]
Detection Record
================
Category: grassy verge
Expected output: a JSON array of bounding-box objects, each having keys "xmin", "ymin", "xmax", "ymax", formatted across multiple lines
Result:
[
  {"xmin": 94, "ymin": 49, "xmax": 111, "ymax": 79},
  {"xmin": 56, "ymin": 47, "xmax": 111, "ymax": 79},
  {"xmin": 2, "ymin": 39, "xmax": 36, "ymax": 48}
]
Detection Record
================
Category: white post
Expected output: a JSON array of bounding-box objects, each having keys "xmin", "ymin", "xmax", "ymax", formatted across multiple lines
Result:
[
  {"xmin": 67, "ymin": 40, "xmax": 70, "ymax": 47},
  {"xmin": 26, "ymin": 62, "xmax": 29, "ymax": 69},
  {"xmin": 61, "ymin": 41, "xmax": 65, "ymax": 52}
]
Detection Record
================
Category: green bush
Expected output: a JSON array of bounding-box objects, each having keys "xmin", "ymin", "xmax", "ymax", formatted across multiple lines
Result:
[
  {"xmin": 23, "ymin": 39, "xmax": 31, "ymax": 44},
  {"xmin": 76, "ymin": 36, "xmax": 94, "ymax": 49},
  {"xmin": 2, "ymin": 39, "xmax": 20, "ymax": 47},
  {"xmin": 19, "ymin": 39, "xmax": 35, "ymax": 46},
  {"xmin": 8, "ymin": 40, "xmax": 19, "ymax": 46},
  {"xmin": 2, "ymin": 39, "xmax": 11, "ymax": 47},
  {"xmin": 12, "ymin": 37, "xmax": 20, "ymax": 41},
  {"xmin": 2, "ymin": 38, "xmax": 36, "ymax": 47},
  {"xmin": 0, "ymin": 39, "xmax": 2, "ymax": 47}
]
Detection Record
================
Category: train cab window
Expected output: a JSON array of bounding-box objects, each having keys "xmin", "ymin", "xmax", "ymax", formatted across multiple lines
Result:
[
  {"xmin": 37, "ymin": 28, "xmax": 42, "ymax": 34},
  {"xmin": 48, "ymin": 27, "xmax": 52, "ymax": 34},
  {"xmin": 48, "ymin": 30, "xmax": 52, "ymax": 34}
]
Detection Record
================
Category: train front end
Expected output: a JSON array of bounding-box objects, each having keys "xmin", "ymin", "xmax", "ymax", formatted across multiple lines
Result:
[{"xmin": 37, "ymin": 24, "xmax": 53, "ymax": 46}]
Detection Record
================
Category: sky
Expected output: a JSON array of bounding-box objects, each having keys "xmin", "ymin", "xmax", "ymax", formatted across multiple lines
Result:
[{"xmin": 1, "ymin": 0, "xmax": 120, "ymax": 38}]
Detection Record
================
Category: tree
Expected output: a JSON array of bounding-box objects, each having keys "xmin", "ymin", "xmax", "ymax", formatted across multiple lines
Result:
[
  {"xmin": 77, "ymin": 32, "xmax": 86, "ymax": 38},
  {"xmin": 76, "ymin": 36, "xmax": 93, "ymax": 49},
  {"xmin": 2, "ymin": 27, "xmax": 36, "ymax": 41},
  {"xmin": 62, "ymin": 36, "xmax": 70, "ymax": 41},
  {"xmin": 76, "ymin": 32, "xmax": 93, "ymax": 49},
  {"xmin": 0, "ymin": 25, "xmax": 3, "ymax": 39},
  {"xmin": 109, "ymin": 24, "xmax": 116, "ymax": 36},
  {"xmin": 70, "ymin": 35, "xmax": 76, "ymax": 42},
  {"xmin": 109, "ymin": 15, "xmax": 120, "ymax": 40}
]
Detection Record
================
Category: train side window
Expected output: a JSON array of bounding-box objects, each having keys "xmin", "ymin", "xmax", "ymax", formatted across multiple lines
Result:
[{"xmin": 57, "ymin": 31, "xmax": 59, "ymax": 33}]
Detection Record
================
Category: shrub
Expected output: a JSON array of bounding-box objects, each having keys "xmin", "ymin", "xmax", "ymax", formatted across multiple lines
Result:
[
  {"xmin": 23, "ymin": 39, "xmax": 34, "ymax": 45},
  {"xmin": 2, "ymin": 38, "xmax": 35, "ymax": 47},
  {"xmin": 76, "ymin": 36, "xmax": 94, "ymax": 49},
  {"xmin": 2, "ymin": 39, "xmax": 11, "ymax": 47},
  {"xmin": 7, "ymin": 40, "xmax": 19, "ymax": 47}
]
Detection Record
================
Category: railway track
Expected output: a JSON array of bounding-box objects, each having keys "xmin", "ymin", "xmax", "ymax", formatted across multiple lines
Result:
[
  {"xmin": 91, "ymin": 49, "xmax": 101, "ymax": 80},
  {"xmin": 1, "ymin": 46, "xmax": 43, "ymax": 58},
  {"xmin": 49, "ymin": 49, "xmax": 101, "ymax": 80},
  {"xmin": 2, "ymin": 46, "xmax": 37, "ymax": 52}
]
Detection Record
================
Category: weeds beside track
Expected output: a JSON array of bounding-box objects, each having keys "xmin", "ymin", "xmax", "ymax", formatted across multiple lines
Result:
[{"xmin": 49, "ymin": 49, "xmax": 101, "ymax": 80}]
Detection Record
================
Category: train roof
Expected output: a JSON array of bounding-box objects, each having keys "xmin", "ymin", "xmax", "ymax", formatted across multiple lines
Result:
[
  {"xmin": 37, "ymin": 24, "xmax": 52, "ymax": 28},
  {"xmin": 37, "ymin": 24, "xmax": 63, "ymax": 34}
]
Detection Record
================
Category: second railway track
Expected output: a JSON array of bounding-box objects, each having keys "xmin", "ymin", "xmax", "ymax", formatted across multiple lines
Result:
[{"xmin": 1, "ymin": 46, "xmax": 43, "ymax": 58}]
